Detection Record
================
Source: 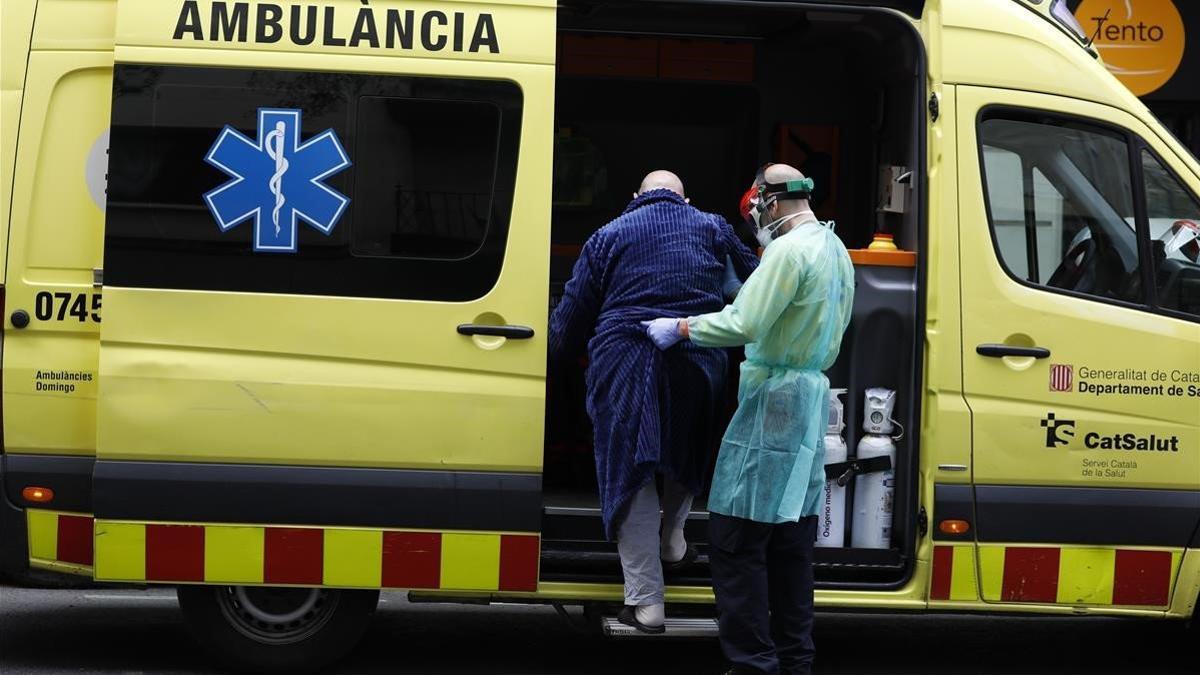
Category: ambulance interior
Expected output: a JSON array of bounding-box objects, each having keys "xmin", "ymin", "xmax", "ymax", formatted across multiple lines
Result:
[{"xmin": 543, "ymin": 3, "xmax": 924, "ymax": 590}]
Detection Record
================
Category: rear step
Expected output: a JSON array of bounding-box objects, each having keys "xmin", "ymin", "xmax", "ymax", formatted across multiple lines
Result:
[{"xmin": 601, "ymin": 616, "xmax": 719, "ymax": 638}]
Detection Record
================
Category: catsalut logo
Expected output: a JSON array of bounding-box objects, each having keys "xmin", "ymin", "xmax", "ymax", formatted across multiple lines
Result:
[
  {"xmin": 1077, "ymin": 0, "xmax": 1186, "ymax": 96},
  {"xmin": 1040, "ymin": 412, "xmax": 1181, "ymax": 452},
  {"xmin": 1041, "ymin": 412, "xmax": 1076, "ymax": 448}
]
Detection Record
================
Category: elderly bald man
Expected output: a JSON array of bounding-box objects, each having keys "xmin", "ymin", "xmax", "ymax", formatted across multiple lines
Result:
[
  {"xmin": 549, "ymin": 170, "xmax": 759, "ymax": 632},
  {"xmin": 637, "ymin": 169, "xmax": 687, "ymax": 197}
]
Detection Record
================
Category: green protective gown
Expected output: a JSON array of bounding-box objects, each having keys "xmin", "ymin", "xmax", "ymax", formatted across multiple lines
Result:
[{"xmin": 687, "ymin": 220, "xmax": 855, "ymax": 523}]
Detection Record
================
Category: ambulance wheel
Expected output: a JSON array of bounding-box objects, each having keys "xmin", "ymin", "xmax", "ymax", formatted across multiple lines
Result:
[{"xmin": 177, "ymin": 585, "xmax": 379, "ymax": 673}]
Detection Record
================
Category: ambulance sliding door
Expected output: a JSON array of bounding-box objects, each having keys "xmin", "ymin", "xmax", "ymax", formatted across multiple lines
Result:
[
  {"xmin": 957, "ymin": 86, "xmax": 1200, "ymax": 611},
  {"xmin": 94, "ymin": 0, "xmax": 554, "ymax": 590}
]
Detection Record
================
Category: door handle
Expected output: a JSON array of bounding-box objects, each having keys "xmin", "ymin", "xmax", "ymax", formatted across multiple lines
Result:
[
  {"xmin": 457, "ymin": 324, "xmax": 535, "ymax": 339},
  {"xmin": 976, "ymin": 343, "xmax": 1050, "ymax": 359}
]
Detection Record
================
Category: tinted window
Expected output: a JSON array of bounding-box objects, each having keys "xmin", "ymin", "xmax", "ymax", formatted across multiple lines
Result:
[
  {"xmin": 105, "ymin": 65, "xmax": 522, "ymax": 301},
  {"xmin": 980, "ymin": 116, "xmax": 1143, "ymax": 305}
]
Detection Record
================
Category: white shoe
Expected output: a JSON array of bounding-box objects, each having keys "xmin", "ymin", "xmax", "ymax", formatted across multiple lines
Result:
[
  {"xmin": 618, "ymin": 604, "xmax": 665, "ymax": 634},
  {"xmin": 635, "ymin": 603, "xmax": 665, "ymax": 628}
]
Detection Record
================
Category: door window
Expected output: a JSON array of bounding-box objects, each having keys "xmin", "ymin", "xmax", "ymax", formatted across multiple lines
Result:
[
  {"xmin": 980, "ymin": 115, "xmax": 1143, "ymax": 305},
  {"xmin": 105, "ymin": 65, "xmax": 522, "ymax": 302},
  {"xmin": 1141, "ymin": 150, "xmax": 1200, "ymax": 317}
]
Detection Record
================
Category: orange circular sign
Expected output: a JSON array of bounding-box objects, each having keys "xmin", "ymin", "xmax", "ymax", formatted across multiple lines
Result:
[{"xmin": 1076, "ymin": 0, "xmax": 1186, "ymax": 96}]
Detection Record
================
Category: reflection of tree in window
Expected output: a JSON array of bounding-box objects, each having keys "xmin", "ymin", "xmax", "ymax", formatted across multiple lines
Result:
[
  {"xmin": 1140, "ymin": 150, "xmax": 1200, "ymax": 317},
  {"xmin": 1061, "ymin": 128, "xmax": 1134, "ymax": 219},
  {"xmin": 1141, "ymin": 151, "xmax": 1199, "ymax": 224},
  {"xmin": 353, "ymin": 97, "xmax": 501, "ymax": 260},
  {"xmin": 245, "ymin": 71, "xmax": 378, "ymax": 117}
]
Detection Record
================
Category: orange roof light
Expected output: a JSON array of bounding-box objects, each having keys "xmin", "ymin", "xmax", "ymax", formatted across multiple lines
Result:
[
  {"xmin": 938, "ymin": 519, "xmax": 970, "ymax": 535},
  {"xmin": 22, "ymin": 486, "xmax": 55, "ymax": 504}
]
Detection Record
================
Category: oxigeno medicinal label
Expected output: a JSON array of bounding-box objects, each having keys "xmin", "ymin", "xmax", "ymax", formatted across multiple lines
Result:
[{"xmin": 203, "ymin": 108, "xmax": 351, "ymax": 253}]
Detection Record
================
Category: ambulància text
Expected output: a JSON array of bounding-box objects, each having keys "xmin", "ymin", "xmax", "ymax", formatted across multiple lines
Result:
[{"xmin": 172, "ymin": 0, "xmax": 501, "ymax": 53}]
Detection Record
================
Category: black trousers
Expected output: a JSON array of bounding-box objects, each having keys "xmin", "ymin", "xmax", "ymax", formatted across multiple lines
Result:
[{"xmin": 708, "ymin": 513, "xmax": 817, "ymax": 675}]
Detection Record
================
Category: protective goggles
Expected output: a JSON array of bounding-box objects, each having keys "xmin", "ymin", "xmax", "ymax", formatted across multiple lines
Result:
[{"xmin": 738, "ymin": 162, "xmax": 816, "ymax": 226}]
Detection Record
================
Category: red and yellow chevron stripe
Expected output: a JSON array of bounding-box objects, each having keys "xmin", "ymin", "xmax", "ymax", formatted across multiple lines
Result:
[
  {"xmin": 26, "ymin": 510, "xmax": 539, "ymax": 592},
  {"xmin": 931, "ymin": 544, "xmax": 1182, "ymax": 607},
  {"xmin": 94, "ymin": 520, "xmax": 540, "ymax": 591},
  {"xmin": 26, "ymin": 509, "xmax": 95, "ymax": 575}
]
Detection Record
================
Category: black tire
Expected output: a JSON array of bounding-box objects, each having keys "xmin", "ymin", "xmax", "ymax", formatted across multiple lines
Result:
[{"xmin": 176, "ymin": 585, "xmax": 379, "ymax": 673}]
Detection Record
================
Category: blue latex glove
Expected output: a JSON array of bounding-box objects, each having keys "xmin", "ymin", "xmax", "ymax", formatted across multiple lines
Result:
[
  {"xmin": 641, "ymin": 318, "xmax": 685, "ymax": 351},
  {"xmin": 721, "ymin": 254, "xmax": 743, "ymax": 300}
]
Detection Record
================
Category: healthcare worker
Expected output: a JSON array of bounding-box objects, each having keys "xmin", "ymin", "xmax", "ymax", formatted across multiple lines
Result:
[
  {"xmin": 549, "ymin": 170, "xmax": 759, "ymax": 634},
  {"xmin": 644, "ymin": 164, "xmax": 854, "ymax": 674}
]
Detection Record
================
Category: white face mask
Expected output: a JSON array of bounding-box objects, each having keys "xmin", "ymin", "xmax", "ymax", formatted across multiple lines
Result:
[{"xmin": 755, "ymin": 212, "xmax": 804, "ymax": 248}]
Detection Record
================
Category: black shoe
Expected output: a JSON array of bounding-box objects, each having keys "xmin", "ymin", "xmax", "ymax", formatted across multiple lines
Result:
[
  {"xmin": 617, "ymin": 606, "xmax": 666, "ymax": 634},
  {"xmin": 662, "ymin": 543, "xmax": 698, "ymax": 573}
]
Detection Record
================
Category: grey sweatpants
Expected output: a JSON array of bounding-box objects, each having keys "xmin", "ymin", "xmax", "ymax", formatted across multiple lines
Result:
[{"xmin": 616, "ymin": 478, "xmax": 694, "ymax": 606}]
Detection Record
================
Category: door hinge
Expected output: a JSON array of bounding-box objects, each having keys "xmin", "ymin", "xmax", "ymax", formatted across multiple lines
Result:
[
  {"xmin": 918, "ymin": 505, "xmax": 929, "ymax": 538},
  {"xmin": 928, "ymin": 93, "xmax": 940, "ymax": 122},
  {"xmin": 93, "ymin": 268, "xmax": 104, "ymax": 288}
]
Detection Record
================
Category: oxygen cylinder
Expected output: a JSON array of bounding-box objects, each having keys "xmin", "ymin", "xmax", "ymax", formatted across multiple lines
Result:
[
  {"xmin": 851, "ymin": 435, "xmax": 896, "ymax": 549},
  {"xmin": 816, "ymin": 389, "xmax": 848, "ymax": 548},
  {"xmin": 851, "ymin": 389, "xmax": 898, "ymax": 550}
]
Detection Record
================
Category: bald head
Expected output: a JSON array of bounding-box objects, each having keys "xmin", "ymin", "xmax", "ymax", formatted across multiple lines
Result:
[
  {"xmin": 638, "ymin": 170, "xmax": 685, "ymax": 198},
  {"xmin": 763, "ymin": 163, "xmax": 804, "ymax": 185},
  {"xmin": 761, "ymin": 163, "xmax": 812, "ymax": 217}
]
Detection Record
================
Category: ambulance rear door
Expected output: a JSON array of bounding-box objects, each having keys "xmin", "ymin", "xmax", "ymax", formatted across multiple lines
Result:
[
  {"xmin": 93, "ymin": 0, "xmax": 555, "ymax": 592},
  {"xmin": 2, "ymin": 1, "xmax": 113, "ymax": 467},
  {"xmin": 957, "ymin": 85, "xmax": 1200, "ymax": 611}
]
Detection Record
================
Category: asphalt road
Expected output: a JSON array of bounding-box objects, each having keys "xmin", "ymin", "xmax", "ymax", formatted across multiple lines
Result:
[{"xmin": 0, "ymin": 585, "xmax": 1193, "ymax": 674}]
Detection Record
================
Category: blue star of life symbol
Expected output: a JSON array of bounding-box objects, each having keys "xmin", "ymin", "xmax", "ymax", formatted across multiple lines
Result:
[{"xmin": 203, "ymin": 108, "xmax": 351, "ymax": 253}]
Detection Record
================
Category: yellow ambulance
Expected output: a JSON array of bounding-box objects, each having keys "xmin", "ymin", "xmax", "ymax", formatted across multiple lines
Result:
[{"xmin": 2, "ymin": 0, "xmax": 1198, "ymax": 670}]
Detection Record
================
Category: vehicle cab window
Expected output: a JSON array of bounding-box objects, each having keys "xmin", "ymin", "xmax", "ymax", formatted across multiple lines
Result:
[{"xmin": 979, "ymin": 115, "xmax": 1144, "ymax": 306}]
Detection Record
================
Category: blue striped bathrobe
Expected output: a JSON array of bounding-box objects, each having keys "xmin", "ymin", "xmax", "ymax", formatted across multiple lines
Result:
[{"xmin": 549, "ymin": 189, "xmax": 759, "ymax": 539}]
